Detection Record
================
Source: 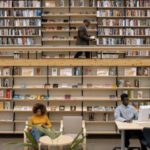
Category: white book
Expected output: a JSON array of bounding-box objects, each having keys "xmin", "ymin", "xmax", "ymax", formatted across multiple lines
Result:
[
  {"xmin": 4, "ymin": 102, "xmax": 11, "ymax": 110},
  {"xmin": 3, "ymin": 67, "xmax": 10, "ymax": 76},
  {"xmin": 52, "ymin": 68, "xmax": 58, "ymax": 76},
  {"xmin": 60, "ymin": 68, "xmax": 72, "ymax": 76},
  {"xmin": 97, "ymin": 67, "xmax": 109, "ymax": 76},
  {"xmin": 0, "ymin": 90, "xmax": 4, "ymax": 97},
  {"xmin": 22, "ymin": 67, "xmax": 34, "ymax": 76},
  {"xmin": 124, "ymin": 67, "xmax": 136, "ymax": 76}
]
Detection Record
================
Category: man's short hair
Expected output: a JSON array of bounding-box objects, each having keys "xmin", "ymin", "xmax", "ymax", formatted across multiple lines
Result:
[
  {"xmin": 83, "ymin": 19, "xmax": 90, "ymax": 24},
  {"xmin": 121, "ymin": 93, "xmax": 128, "ymax": 101}
]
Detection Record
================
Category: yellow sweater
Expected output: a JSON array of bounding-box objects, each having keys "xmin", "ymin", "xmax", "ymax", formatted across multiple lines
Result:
[{"xmin": 29, "ymin": 115, "xmax": 52, "ymax": 129}]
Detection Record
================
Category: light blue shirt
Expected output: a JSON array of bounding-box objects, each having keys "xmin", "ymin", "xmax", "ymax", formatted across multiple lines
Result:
[{"xmin": 115, "ymin": 104, "xmax": 138, "ymax": 122}]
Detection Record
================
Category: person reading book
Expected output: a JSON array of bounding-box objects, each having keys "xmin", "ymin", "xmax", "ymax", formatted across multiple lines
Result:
[
  {"xmin": 28, "ymin": 103, "xmax": 52, "ymax": 142},
  {"xmin": 115, "ymin": 93, "xmax": 147, "ymax": 150}
]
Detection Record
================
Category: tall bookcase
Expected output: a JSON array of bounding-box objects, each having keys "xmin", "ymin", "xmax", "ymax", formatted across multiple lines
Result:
[{"xmin": 0, "ymin": 57, "xmax": 150, "ymax": 134}]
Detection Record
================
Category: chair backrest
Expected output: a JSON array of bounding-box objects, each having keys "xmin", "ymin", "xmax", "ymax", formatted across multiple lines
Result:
[
  {"xmin": 63, "ymin": 116, "xmax": 82, "ymax": 134},
  {"xmin": 143, "ymin": 127, "xmax": 150, "ymax": 147}
]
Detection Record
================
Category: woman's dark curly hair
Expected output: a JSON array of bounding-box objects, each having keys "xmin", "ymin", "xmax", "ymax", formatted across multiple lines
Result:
[{"xmin": 33, "ymin": 103, "xmax": 47, "ymax": 115}]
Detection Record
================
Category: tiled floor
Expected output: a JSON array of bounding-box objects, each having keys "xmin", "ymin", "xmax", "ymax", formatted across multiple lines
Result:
[{"xmin": 0, "ymin": 136, "xmax": 140, "ymax": 150}]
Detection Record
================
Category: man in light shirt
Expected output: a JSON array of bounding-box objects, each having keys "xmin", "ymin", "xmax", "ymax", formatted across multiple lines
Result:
[{"xmin": 115, "ymin": 93, "xmax": 147, "ymax": 150}]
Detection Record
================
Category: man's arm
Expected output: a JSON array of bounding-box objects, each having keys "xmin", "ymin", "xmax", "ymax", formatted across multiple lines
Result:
[{"xmin": 114, "ymin": 107, "xmax": 126, "ymax": 122}]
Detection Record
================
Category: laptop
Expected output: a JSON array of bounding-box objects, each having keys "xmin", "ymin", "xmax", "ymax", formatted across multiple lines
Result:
[{"xmin": 138, "ymin": 105, "xmax": 150, "ymax": 123}]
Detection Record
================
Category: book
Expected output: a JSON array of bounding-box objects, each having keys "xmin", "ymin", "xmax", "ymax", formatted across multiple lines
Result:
[
  {"xmin": 52, "ymin": 68, "xmax": 57, "ymax": 76},
  {"xmin": 60, "ymin": 68, "xmax": 72, "ymax": 76},
  {"xmin": 0, "ymin": 90, "xmax": 4, "ymax": 97},
  {"xmin": 2, "ymin": 67, "xmax": 10, "ymax": 76},
  {"xmin": 124, "ymin": 67, "xmax": 136, "ymax": 76},
  {"xmin": 22, "ymin": 67, "xmax": 34, "ymax": 76},
  {"xmin": 3, "ymin": 78, "xmax": 10, "ymax": 87},
  {"xmin": 45, "ymin": 1, "xmax": 55, "ymax": 7},
  {"xmin": 97, "ymin": 67, "xmax": 109, "ymax": 76},
  {"xmin": 0, "ymin": 102, "xmax": 4, "ymax": 110},
  {"xmin": 4, "ymin": 102, "xmax": 11, "ymax": 110},
  {"xmin": 137, "ymin": 91, "xmax": 143, "ymax": 99}
]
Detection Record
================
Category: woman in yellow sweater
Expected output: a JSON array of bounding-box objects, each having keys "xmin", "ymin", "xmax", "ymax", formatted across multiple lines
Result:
[{"xmin": 29, "ymin": 103, "xmax": 52, "ymax": 142}]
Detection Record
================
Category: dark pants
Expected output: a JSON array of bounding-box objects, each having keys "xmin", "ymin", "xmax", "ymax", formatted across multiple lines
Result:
[
  {"xmin": 74, "ymin": 51, "xmax": 91, "ymax": 58},
  {"xmin": 125, "ymin": 130, "xmax": 147, "ymax": 150}
]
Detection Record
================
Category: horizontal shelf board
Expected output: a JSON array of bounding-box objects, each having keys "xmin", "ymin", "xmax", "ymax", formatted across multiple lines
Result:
[
  {"xmin": 0, "ymin": 131, "xmax": 14, "ymax": 134},
  {"xmin": 0, "ymin": 26, "xmax": 41, "ymax": 28},
  {"xmin": 97, "ymin": 16, "xmax": 150, "ymax": 19},
  {"xmin": 118, "ymin": 75, "xmax": 150, "ymax": 78},
  {"xmin": 0, "ymin": 98, "xmax": 12, "ymax": 101},
  {"xmin": 83, "ymin": 110, "xmax": 114, "ymax": 113},
  {"xmin": 0, "ymin": 76, "xmax": 12, "ymax": 78},
  {"xmin": 0, "ymin": 35, "xmax": 41, "ymax": 38},
  {"xmin": 87, "ymin": 131, "xmax": 117, "ymax": 134},
  {"xmin": 83, "ymin": 75, "xmax": 117, "ymax": 78},
  {"xmin": 98, "ymin": 35, "xmax": 150, "ymax": 37},
  {"xmin": 43, "ymin": 6, "xmax": 96, "ymax": 9},
  {"xmin": 42, "ymin": 30, "xmax": 96, "ymax": 33},
  {"xmin": 48, "ymin": 110, "xmax": 82, "ymax": 113},
  {"xmin": 0, "ymin": 87, "xmax": 12, "ymax": 89},
  {"xmin": 0, "ymin": 109, "xmax": 13, "ymax": 112},
  {"xmin": 42, "ymin": 14, "xmax": 96, "ymax": 17},
  {"xmin": 13, "ymin": 75, "xmax": 47, "ymax": 78},
  {"xmin": 97, "ymin": 7, "xmax": 150, "ymax": 9},
  {"xmin": 42, "ymin": 39, "xmax": 76, "ymax": 41},
  {"xmin": 0, "ymin": 46, "xmax": 150, "ymax": 52},
  {"xmin": 85, "ymin": 121, "xmax": 115, "ymax": 124},
  {"xmin": 98, "ymin": 26, "xmax": 150, "ymax": 28},
  {"xmin": 48, "ymin": 75, "xmax": 81, "ymax": 78},
  {"xmin": 0, "ymin": 120, "xmax": 13, "ymax": 123},
  {"xmin": 14, "ymin": 110, "xmax": 32, "ymax": 112},
  {"xmin": 0, "ymin": 59, "xmax": 150, "ymax": 66},
  {"xmin": 0, "ymin": 7, "xmax": 41, "ymax": 9},
  {"xmin": 118, "ymin": 87, "xmax": 150, "ymax": 90}
]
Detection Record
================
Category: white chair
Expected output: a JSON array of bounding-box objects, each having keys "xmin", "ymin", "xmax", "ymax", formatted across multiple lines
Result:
[{"xmin": 60, "ymin": 116, "xmax": 87, "ymax": 150}]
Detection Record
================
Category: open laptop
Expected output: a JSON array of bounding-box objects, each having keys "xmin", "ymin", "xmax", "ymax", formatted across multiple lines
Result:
[{"xmin": 138, "ymin": 105, "xmax": 150, "ymax": 123}]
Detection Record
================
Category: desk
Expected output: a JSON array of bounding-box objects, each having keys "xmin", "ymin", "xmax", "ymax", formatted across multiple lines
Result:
[
  {"xmin": 116, "ymin": 121, "xmax": 150, "ymax": 150},
  {"xmin": 39, "ymin": 135, "xmax": 73, "ymax": 150}
]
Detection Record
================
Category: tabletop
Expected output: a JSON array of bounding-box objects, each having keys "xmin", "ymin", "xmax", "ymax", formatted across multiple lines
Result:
[
  {"xmin": 115, "ymin": 120, "xmax": 150, "ymax": 130},
  {"xmin": 39, "ymin": 135, "xmax": 74, "ymax": 146}
]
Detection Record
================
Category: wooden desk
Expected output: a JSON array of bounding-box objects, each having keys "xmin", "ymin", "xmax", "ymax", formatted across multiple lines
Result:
[
  {"xmin": 39, "ymin": 135, "xmax": 73, "ymax": 150},
  {"xmin": 116, "ymin": 121, "xmax": 150, "ymax": 150}
]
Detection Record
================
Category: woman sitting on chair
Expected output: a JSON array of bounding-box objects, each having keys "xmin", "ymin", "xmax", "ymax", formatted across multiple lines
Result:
[{"xmin": 28, "ymin": 103, "xmax": 52, "ymax": 142}]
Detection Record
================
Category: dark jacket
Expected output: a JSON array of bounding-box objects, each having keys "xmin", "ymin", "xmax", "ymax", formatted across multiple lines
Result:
[{"xmin": 76, "ymin": 25, "xmax": 90, "ymax": 45}]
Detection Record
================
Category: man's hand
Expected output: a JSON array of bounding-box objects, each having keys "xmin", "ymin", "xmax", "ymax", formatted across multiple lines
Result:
[
  {"xmin": 89, "ymin": 36, "xmax": 96, "ymax": 40},
  {"xmin": 41, "ymin": 124, "xmax": 48, "ymax": 128},
  {"xmin": 124, "ymin": 119, "xmax": 132, "ymax": 123}
]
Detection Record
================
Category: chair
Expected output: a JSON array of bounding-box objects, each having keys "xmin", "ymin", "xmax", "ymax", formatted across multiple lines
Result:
[
  {"xmin": 142, "ymin": 128, "xmax": 150, "ymax": 149},
  {"xmin": 60, "ymin": 116, "xmax": 87, "ymax": 150},
  {"xmin": 24, "ymin": 121, "xmax": 42, "ymax": 150}
]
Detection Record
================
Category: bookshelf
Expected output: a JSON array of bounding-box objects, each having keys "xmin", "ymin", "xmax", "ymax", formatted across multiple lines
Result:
[
  {"xmin": 97, "ymin": 0, "xmax": 150, "ymax": 46},
  {"xmin": 0, "ymin": 59, "xmax": 150, "ymax": 134},
  {"xmin": 0, "ymin": 0, "xmax": 42, "ymax": 46}
]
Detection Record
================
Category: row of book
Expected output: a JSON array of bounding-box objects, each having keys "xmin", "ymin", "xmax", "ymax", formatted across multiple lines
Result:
[
  {"xmin": 99, "ymin": 19, "xmax": 150, "ymax": 26},
  {"xmin": 0, "ymin": 102, "xmax": 11, "ymax": 110},
  {"xmin": 44, "ymin": 0, "xmax": 96, "ymax": 7},
  {"xmin": 13, "ymin": 0, "xmax": 41, "ymax": 8},
  {"xmin": 15, "ymin": 19, "xmax": 41, "ymax": 27},
  {"xmin": 126, "ymin": 10, "xmax": 150, "ymax": 17},
  {"xmin": 97, "ymin": 38, "xmax": 150, "ymax": 45},
  {"xmin": 0, "ymin": 29, "xmax": 41, "ymax": 36},
  {"xmin": 126, "ymin": 51, "xmax": 150, "ymax": 57},
  {"xmin": 0, "ymin": 78, "xmax": 12, "ymax": 87},
  {"xmin": 2, "ymin": 67, "xmax": 150, "ymax": 76},
  {"xmin": 97, "ymin": 0, "xmax": 150, "ymax": 7},
  {"xmin": 97, "ymin": 1, "xmax": 123, "ymax": 7},
  {"xmin": 0, "ymin": 38, "xmax": 37, "ymax": 45},
  {"xmin": 0, "ymin": 0, "xmax": 41, "ymax": 8},
  {"xmin": 126, "ymin": 0, "xmax": 150, "ymax": 7},
  {"xmin": 97, "ymin": 10, "xmax": 150, "ymax": 17},
  {"xmin": 98, "ymin": 28, "xmax": 150, "ymax": 36},
  {"xmin": 0, "ymin": 1, "xmax": 12, "ymax": 8},
  {"xmin": 97, "ymin": 10, "xmax": 124, "ymax": 17},
  {"xmin": 0, "ymin": 10, "xmax": 41, "ymax": 17},
  {"xmin": 0, "ymin": 90, "xmax": 11, "ymax": 98}
]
